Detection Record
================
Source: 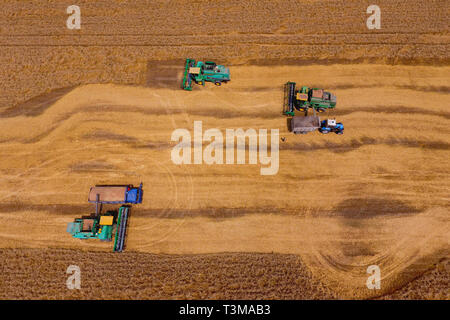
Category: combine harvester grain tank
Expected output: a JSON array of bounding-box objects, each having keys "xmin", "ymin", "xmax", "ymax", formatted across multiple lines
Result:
[{"xmin": 66, "ymin": 183, "xmax": 143, "ymax": 252}]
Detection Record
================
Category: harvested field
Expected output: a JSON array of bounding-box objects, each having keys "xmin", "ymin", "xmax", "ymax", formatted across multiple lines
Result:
[{"xmin": 0, "ymin": 0, "xmax": 449, "ymax": 300}]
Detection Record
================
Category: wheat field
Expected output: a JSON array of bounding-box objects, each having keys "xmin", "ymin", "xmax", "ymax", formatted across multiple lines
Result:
[{"xmin": 0, "ymin": 0, "xmax": 448, "ymax": 299}]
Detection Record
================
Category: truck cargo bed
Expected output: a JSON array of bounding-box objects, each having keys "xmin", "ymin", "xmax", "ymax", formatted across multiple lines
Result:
[
  {"xmin": 291, "ymin": 116, "xmax": 320, "ymax": 134},
  {"xmin": 88, "ymin": 186, "xmax": 128, "ymax": 203}
]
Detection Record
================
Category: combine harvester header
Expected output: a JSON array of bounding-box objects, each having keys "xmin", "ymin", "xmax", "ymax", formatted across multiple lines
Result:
[{"xmin": 67, "ymin": 183, "xmax": 143, "ymax": 252}]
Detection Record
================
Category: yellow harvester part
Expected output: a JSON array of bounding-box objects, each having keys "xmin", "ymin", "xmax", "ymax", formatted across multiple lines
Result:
[
  {"xmin": 99, "ymin": 216, "xmax": 114, "ymax": 226},
  {"xmin": 189, "ymin": 67, "xmax": 201, "ymax": 74}
]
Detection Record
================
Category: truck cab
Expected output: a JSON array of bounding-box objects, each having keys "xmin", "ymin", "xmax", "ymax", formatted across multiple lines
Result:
[
  {"xmin": 319, "ymin": 119, "xmax": 344, "ymax": 134},
  {"xmin": 203, "ymin": 61, "xmax": 217, "ymax": 71},
  {"xmin": 125, "ymin": 184, "xmax": 143, "ymax": 204}
]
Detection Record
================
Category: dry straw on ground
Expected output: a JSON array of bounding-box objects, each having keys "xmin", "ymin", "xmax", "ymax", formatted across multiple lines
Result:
[{"xmin": 0, "ymin": 0, "xmax": 448, "ymax": 299}]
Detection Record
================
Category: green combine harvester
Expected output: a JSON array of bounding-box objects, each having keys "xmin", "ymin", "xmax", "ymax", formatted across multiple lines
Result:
[
  {"xmin": 66, "ymin": 183, "xmax": 143, "ymax": 252},
  {"xmin": 182, "ymin": 58, "xmax": 230, "ymax": 90},
  {"xmin": 283, "ymin": 82, "xmax": 344, "ymax": 135},
  {"xmin": 283, "ymin": 82, "xmax": 336, "ymax": 116}
]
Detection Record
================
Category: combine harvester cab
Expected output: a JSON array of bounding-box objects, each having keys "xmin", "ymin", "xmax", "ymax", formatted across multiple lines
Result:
[
  {"xmin": 182, "ymin": 58, "xmax": 230, "ymax": 90},
  {"xmin": 67, "ymin": 183, "xmax": 143, "ymax": 252}
]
